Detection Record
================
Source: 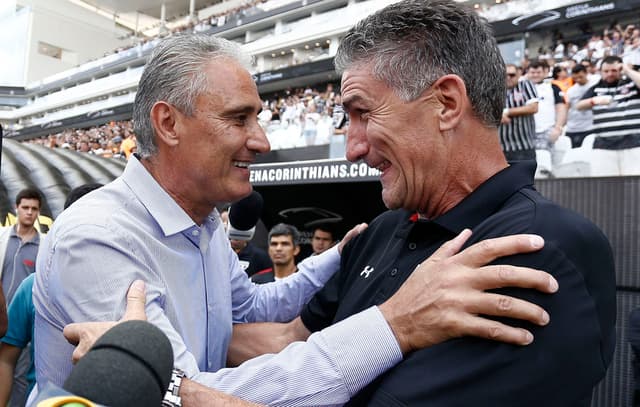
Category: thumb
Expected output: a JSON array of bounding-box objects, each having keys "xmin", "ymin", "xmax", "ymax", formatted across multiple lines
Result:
[{"xmin": 122, "ymin": 279, "xmax": 147, "ymax": 321}]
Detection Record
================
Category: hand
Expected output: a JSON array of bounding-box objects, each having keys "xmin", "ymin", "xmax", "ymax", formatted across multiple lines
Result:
[
  {"xmin": 337, "ymin": 223, "xmax": 368, "ymax": 254},
  {"xmin": 501, "ymin": 110, "xmax": 511, "ymax": 125},
  {"xmin": 378, "ymin": 230, "xmax": 558, "ymax": 354},
  {"xmin": 63, "ymin": 280, "xmax": 147, "ymax": 363}
]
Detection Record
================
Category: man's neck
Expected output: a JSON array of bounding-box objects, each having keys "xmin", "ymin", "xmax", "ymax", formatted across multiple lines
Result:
[
  {"xmin": 273, "ymin": 263, "xmax": 297, "ymax": 279},
  {"xmin": 15, "ymin": 224, "xmax": 37, "ymax": 242},
  {"xmin": 141, "ymin": 156, "xmax": 213, "ymax": 226}
]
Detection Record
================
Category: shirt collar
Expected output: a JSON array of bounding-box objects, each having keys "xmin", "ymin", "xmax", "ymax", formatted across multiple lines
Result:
[
  {"xmin": 10, "ymin": 225, "xmax": 40, "ymax": 243},
  {"xmin": 121, "ymin": 155, "xmax": 218, "ymax": 237},
  {"xmin": 411, "ymin": 161, "xmax": 536, "ymax": 234}
]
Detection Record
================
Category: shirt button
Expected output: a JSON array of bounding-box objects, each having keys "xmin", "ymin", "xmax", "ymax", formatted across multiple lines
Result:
[
  {"xmin": 192, "ymin": 229, "xmax": 200, "ymax": 236},
  {"xmin": 408, "ymin": 242, "xmax": 417, "ymax": 250},
  {"xmin": 390, "ymin": 268, "xmax": 398, "ymax": 277}
]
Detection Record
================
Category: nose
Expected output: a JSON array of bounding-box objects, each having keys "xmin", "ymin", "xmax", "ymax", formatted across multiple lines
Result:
[
  {"xmin": 247, "ymin": 122, "xmax": 271, "ymax": 154},
  {"xmin": 345, "ymin": 119, "xmax": 369, "ymax": 162}
]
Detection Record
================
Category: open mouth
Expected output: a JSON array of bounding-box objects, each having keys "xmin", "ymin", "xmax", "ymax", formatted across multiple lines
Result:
[
  {"xmin": 376, "ymin": 160, "xmax": 391, "ymax": 173},
  {"xmin": 233, "ymin": 161, "xmax": 251, "ymax": 169}
]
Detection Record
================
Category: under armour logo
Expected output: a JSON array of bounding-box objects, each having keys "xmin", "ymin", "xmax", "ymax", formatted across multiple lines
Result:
[{"xmin": 360, "ymin": 265, "xmax": 374, "ymax": 279}]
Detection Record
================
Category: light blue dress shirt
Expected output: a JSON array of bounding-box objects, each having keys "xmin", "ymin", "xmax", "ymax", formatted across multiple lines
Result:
[{"xmin": 33, "ymin": 156, "xmax": 401, "ymax": 406}]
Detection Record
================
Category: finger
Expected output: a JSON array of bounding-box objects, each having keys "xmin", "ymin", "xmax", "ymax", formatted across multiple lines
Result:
[
  {"xmin": 122, "ymin": 280, "xmax": 147, "ymax": 321},
  {"xmin": 453, "ymin": 234, "xmax": 544, "ymax": 268},
  {"xmin": 457, "ymin": 314, "xmax": 535, "ymax": 346},
  {"xmin": 63, "ymin": 323, "xmax": 82, "ymax": 345},
  {"xmin": 71, "ymin": 339, "xmax": 95, "ymax": 364},
  {"xmin": 428, "ymin": 229, "xmax": 473, "ymax": 261},
  {"xmin": 464, "ymin": 291, "xmax": 550, "ymax": 326},
  {"xmin": 469, "ymin": 264, "xmax": 558, "ymax": 294},
  {"xmin": 338, "ymin": 223, "xmax": 368, "ymax": 253}
]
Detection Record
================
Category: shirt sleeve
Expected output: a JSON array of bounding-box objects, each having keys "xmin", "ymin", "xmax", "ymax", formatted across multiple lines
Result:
[
  {"xmin": 2, "ymin": 274, "xmax": 34, "ymax": 348},
  {"xmin": 229, "ymin": 246, "xmax": 342, "ymax": 323},
  {"xmin": 551, "ymin": 84, "xmax": 565, "ymax": 105},
  {"xmin": 581, "ymin": 84, "xmax": 597, "ymax": 100},
  {"xmin": 192, "ymin": 306, "xmax": 403, "ymax": 406},
  {"xmin": 522, "ymin": 80, "xmax": 539, "ymax": 104}
]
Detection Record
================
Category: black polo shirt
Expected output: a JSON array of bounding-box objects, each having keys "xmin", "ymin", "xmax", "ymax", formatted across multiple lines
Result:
[{"xmin": 301, "ymin": 161, "xmax": 615, "ymax": 406}]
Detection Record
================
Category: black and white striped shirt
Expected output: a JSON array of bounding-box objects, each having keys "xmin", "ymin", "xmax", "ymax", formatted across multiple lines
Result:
[
  {"xmin": 499, "ymin": 79, "xmax": 538, "ymax": 152},
  {"xmin": 582, "ymin": 78, "xmax": 640, "ymax": 150}
]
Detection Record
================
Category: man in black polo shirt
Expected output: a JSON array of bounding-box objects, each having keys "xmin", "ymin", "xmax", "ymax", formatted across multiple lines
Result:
[{"xmin": 230, "ymin": 1, "xmax": 615, "ymax": 406}]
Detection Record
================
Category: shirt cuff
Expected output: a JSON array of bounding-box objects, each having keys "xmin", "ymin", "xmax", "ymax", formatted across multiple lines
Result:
[{"xmin": 317, "ymin": 306, "xmax": 403, "ymax": 396}]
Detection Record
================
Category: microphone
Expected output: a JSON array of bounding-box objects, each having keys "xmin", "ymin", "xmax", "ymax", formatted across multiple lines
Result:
[
  {"xmin": 61, "ymin": 320, "xmax": 174, "ymax": 407},
  {"xmin": 228, "ymin": 191, "xmax": 264, "ymax": 241}
]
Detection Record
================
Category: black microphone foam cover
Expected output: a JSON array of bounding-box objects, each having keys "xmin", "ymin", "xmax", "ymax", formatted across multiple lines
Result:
[
  {"xmin": 63, "ymin": 320, "xmax": 174, "ymax": 407},
  {"xmin": 229, "ymin": 190, "xmax": 264, "ymax": 231}
]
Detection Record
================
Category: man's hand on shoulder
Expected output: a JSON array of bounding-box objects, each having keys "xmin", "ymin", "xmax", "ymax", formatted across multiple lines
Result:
[
  {"xmin": 63, "ymin": 279, "xmax": 147, "ymax": 363},
  {"xmin": 379, "ymin": 229, "xmax": 557, "ymax": 354},
  {"xmin": 338, "ymin": 223, "xmax": 368, "ymax": 254}
]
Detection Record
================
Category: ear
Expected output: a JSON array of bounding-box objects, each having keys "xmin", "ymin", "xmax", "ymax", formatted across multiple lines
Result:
[
  {"xmin": 149, "ymin": 101, "xmax": 181, "ymax": 148},
  {"xmin": 429, "ymin": 74, "xmax": 467, "ymax": 132},
  {"xmin": 294, "ymin": 245, "xmax": 301, "ymax": 256}
]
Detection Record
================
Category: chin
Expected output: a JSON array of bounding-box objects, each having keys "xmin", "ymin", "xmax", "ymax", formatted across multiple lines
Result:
[{"xmin": 381, "ymin": 194, "xmax": 401, "ymax": 210}]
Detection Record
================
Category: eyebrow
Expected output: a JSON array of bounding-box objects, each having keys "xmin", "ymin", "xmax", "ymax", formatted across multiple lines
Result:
[{"xmin": 223, "ymin": 105, "xmax": 260, "ymax": 116}]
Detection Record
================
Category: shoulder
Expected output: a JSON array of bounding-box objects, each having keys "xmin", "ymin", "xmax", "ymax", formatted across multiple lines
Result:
[{"xmin": 251, "ymin": 268, "xmax": 274, "ymax": 284}]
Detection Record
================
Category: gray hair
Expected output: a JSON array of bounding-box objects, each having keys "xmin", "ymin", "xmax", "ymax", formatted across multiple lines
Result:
[
  {"xmin": 268, "ymin": 223, "xmax": 301, "ymax": 246},
  {"xmin": 334, "ymin": 0, "xmax": 506, "ymax": 127},
  {"xmin": 133, "ymin": 34, "xmax": 251, "ymax": 157}
]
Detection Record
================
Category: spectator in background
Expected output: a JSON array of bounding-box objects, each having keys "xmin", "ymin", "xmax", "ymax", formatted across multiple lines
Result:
[
  {"xmin": 577, "ymin": 55, "xmax": 640, "ymax": 175},
  {"xmin": 499, "ymin": 63, "xmax": 539, "ymax": 161},
  {"xmin": 111, "ymin": 136, "xmax": 123, "ymax": 157},
  {"xmin": 120, "ymin": 131, "xmax": 137, "ymax": 159},
  {"xmin": 0, "ymin": 188, "xmax": 41, "ymax": 407},
  {"xmin": 565, "ymin": 65, "xmax": 594, "ymax": 148},
  {"xmin": 251, "ymin": 223, "xmax": 300, "ymax": 284},
  {"xmin": 311, "ymin": 225, "xmax": 336, "ymax": 256},
  {"xmin": 581, "ymin": 59, "xmax": 601, "ymax": 83},
  {"xmin": 551, "ymin": 65, "xmax": 573, "ymax": 100},
  {"xmin": 624, "ymin": 35, "xmax": 640, "ymax": 69},
  {"xmin": 527, "ymin": 60, "xmax": 567, "ymax": 154},
  {"xmin": 302, "ymin": 102, "xmax": 320, "ymax": 146},
  {"xmin": 330, "ymin": 93, "xmax": 349, "ymax": 158}
]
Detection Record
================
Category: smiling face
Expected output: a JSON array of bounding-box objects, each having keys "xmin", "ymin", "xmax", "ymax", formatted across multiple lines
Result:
[
  {"xmin": 169, "ymin": 58, "xmax": 270, "ymax": 210},
  {"xmin": 341, "ymin": 65, "xmax": 447, "ymax": 212}
]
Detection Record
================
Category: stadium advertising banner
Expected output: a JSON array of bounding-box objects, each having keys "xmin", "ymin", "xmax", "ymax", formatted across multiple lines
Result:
[
  {"xmin": 250, "ymin": 159, "xmax": 381, "ymax": 186},
  {"xmin": 491, "ymin": 0, "xmax": 640, "ymax": 37}
]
